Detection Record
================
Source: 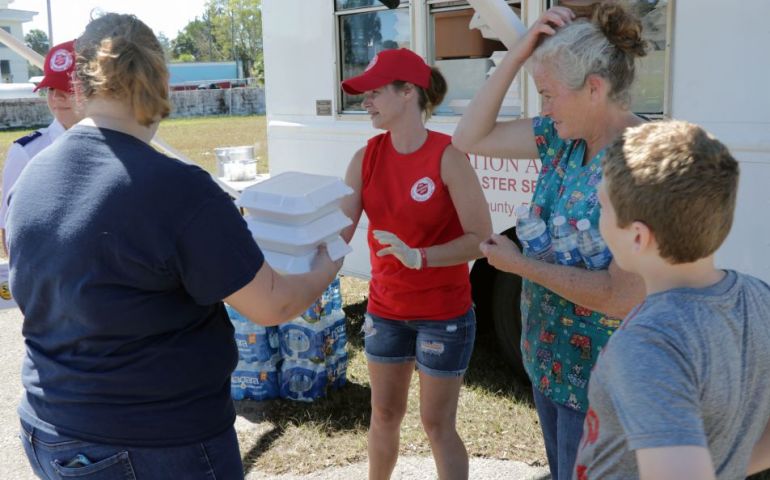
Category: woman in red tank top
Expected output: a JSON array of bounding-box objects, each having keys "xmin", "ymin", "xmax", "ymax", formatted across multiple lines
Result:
[{"xmin": 340, "ymin": 49, "xmax": 492, "ymax": 480}]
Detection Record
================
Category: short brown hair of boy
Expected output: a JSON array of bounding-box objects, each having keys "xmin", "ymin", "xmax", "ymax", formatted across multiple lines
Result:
[
  {"xmin": 75, "ymin": 13, "xmax": 171, "ymax": 127},
  {"xmin": 602, "ymin": 120, "xmax": 739, "ymax": 264}
]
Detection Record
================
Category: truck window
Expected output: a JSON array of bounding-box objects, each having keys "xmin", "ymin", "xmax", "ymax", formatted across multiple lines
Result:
[
  {"xmin": 552, "ymin": 0, "xmax": 672, "ymax": 116},
  {"xmin": 336, "ymin": 1, "xmax": 412, "ymax": 112},
  {"xmin": 335, "ymin": 1, "xmax": 671, "ymax": 117},
  {"xmin": 428, "ymin": 1, "xmax": 523, "ymax": 117}
]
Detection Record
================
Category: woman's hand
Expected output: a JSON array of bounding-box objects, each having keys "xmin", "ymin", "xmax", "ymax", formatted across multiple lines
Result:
[
  {"xmin": 480, "ymin": 233, "xmax": 528, "ymax": 275},
  {"xmin": 512, "ymin": 6, "xmax": 575, "ymax": 63},
  {"xmin": 373, "ymin": 230, "xmax": 423, "ymax": 270},
  {"xmin": 311, "ymin": 243, "xmax": 344, "ymax": 275}
]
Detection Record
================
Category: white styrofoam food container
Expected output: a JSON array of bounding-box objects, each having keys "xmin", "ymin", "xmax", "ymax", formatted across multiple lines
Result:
[
  {"xmin": 262, "ymin": 237, "xmax": 352, "ymax": 275},
  {"xmin": 237, "ymin": 171, "xmax": 353, "ymax": 225},
  {"xmin": 246, "ymin": 210, "xmax": 352, "ymax": 256}
]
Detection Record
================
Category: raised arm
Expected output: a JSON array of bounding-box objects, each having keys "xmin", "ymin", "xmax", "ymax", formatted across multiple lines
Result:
[
  {"xmin": 452, "ymin": 6, "xmax": 575, "ymax": 159},
  {"xmin": 481, "ymin": 234, "xmax": 645, "ymax": 318},
  {"xmin": 636, "ymin": 447, "xmax": 716, "ymax": 480},
  {"xmin": 340, "ymin": 147, "xmax": 365, "ymax": 244},
  {"xmin": 421, "ymin": 145, "xmax": 493, "ymax": 267}
]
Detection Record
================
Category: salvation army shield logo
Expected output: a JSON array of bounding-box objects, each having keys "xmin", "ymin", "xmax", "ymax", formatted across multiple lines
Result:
[
  {"xmin": 410, "ymin": 177, "xmax": 435, "ymax": 202},
  {"xmin": 365, "ymin": 54, "xmax": 379, "ymax": 72},
  {"xmin": 49, "ymin": 48, "xmax": 73, "ymax": 72}
]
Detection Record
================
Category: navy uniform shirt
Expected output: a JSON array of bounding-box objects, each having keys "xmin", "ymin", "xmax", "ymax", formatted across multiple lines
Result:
[{"xmin": 0, "ymin": 119, "xmax": 65, "ymax": 228}]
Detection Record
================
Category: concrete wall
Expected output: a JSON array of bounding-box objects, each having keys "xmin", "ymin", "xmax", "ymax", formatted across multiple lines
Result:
[
  {"xmin": 0, "ymin": 97, "xmax": 50, "ymax": 129},
  {"xmin": 169, "ymin": 87, "xmax": 265, "ymax": 118},
  {"xmin": 0, "ymin": 87, "xmax": 266, "ymax": 129}
]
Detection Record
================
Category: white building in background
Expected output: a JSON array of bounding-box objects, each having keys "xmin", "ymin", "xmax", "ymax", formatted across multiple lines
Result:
[{"xmin": 0, "ymin": 0, "xmax": 36, "ymax": 83}]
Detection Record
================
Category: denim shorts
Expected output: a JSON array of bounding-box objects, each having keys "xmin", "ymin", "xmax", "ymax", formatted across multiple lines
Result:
[
  {"xmin": 363, "ymin": 308, "xmax": 476, "ymax": 377},
  {"xmin": 19, "ymin": 419, "xmax": 244, "ymax": 480}
]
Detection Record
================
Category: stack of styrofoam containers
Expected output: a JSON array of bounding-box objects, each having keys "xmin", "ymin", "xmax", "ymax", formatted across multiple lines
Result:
[
  {"xmin": 278, "ymin": 277, "xmax": 348, "ymax": 402},
  {"xmin": 226, "ymin": 304, "xmax": 281, "ymax": 402},
  {"xmin": 236, "ymin": 171, "xmax": 354, "ymax": 275}
]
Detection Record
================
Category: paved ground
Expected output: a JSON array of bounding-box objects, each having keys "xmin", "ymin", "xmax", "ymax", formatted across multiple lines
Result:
[{"xmin": 0, "ymin": 308, "xmax": 549, "ymax": 480}]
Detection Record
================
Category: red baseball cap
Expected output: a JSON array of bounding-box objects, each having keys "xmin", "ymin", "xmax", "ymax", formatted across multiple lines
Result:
[
  {"xmin": 341, "ymin": 48, "xmax": 431, "ymax": 95},
  {"xmin": 33, "ymin": 40, "xmax": 77, "ymax": 93}
]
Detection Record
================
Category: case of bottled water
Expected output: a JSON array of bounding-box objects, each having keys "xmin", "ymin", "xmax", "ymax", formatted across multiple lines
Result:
[
  {"xmin": 229, "ymin": 277, "xmax": 348, "ymax": 403},
  {"xmin": 551, "ymin": 215, "xmax": 582, "ymax": 266},
  {"xmin": 279, "ymin": 359, "xmax": 329, "ymax": 402},
  {"xmin": 231, "ymin": 359, "xmax": 280, "ymax": 401},
  {"xmin": 576, "ymin": 219, "xmax": 613, "ymax": 270},
  {"xmin": 226, "ymin": 304, "xmax": 280, "ymax": 363},
  {"xmin": 515, "ymin": 205, "xmax": 554, "ymax": 262},
  {"xmin": 279, "ymin": 316, "xmax": 332, "ymax": 362}
]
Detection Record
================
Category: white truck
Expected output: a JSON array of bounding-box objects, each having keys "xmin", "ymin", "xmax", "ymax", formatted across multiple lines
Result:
[{"xmin": 261, "ymin": 0, "xmax": 770, "ymax": 377}]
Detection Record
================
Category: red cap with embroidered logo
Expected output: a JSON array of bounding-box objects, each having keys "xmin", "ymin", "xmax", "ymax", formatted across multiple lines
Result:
[
  {"xmin": 341, "ymin": 48, "xmax": 431, "ymax": 95},
  {"xmin": 33, "ymin": 40, "xmax": 77, "ymax": 93}
]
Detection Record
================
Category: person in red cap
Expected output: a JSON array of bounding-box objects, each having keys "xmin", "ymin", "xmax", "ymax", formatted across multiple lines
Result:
[
  {"xmin": 0, "ymin": 39, "xmax": 81, "ymax": 254},
  {"xmin": 340, "ymin": 48, "xmax": 492, "ymax": 480}
]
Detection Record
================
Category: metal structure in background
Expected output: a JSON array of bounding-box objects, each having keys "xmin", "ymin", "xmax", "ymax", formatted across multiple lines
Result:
[
  {"xmin": 46, "ymin": 0, "xmax": 53, "ymax": 46},
  {"xmin": 0, "ymin": 28, "xmax": 241, "ymax": 200}
]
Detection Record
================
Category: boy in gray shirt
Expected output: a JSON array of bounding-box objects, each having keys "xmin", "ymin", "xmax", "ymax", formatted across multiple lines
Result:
[{"xmin": 574, "ymin": 121, "xmax": 770, "ymax": 480}]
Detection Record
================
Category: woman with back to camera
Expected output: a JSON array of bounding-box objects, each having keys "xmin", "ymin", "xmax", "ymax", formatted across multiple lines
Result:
[
  {"xmin": 340, "ymin": 48, "xmax": 492, "ymax": 480},
  {"xmin": 7, "ymin": 13, "xmax": 340, "ymax": 480},
  {"xmin": 453, "ymin": 3, "xmax": 647, "ymax": 479}
]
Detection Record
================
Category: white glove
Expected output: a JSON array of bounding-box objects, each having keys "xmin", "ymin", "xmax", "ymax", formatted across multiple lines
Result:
[{"xmin": 373, "ymin": 230, "xmax": 423, "ymax": 270}]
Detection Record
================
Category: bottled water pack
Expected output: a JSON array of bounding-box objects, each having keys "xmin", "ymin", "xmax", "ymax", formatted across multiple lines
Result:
[
  {"xmin": 227, "ymin": 277, "xmax": 348, "ymax": 403},
  {"xmin": 227, "ymin": 304, "xmax": 280, "ymax": 364},
  {"xmin": 279, "ymin": 359, "xmax": 329, "ymax": 402},
  {"xmin": 231, "ymin": 359, "xmax": 280, "ymax": 401}
]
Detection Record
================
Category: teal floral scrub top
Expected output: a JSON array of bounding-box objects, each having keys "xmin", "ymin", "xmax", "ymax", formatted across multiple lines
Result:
[{"xmin": 521, "ymin": 116, "xmax": 621, "ymax": 413}]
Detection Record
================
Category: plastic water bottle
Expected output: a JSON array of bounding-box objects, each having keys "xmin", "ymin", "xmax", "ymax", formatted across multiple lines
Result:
[
  {"xmin": 331, "ymin": 277, "xmax": 342, "ymax": 312},
  {"xmin": 551, "ymin": 216, "xmax": 581, "ymax": 266},
  {"xmin": 515, "ymin": 205, "xmax": 554, "ymax": 263},
  {"xmin": 576, "ymin": 219, "xmax": 613, "ymax": 270}
]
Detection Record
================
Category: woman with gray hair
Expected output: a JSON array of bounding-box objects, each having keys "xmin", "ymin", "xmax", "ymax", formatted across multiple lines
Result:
[{"xmin": 453, "ymin": 3, "xmax": 647, "ymax": 479}]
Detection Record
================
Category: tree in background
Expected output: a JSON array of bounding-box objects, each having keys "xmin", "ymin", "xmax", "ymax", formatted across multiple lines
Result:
[
  {"xmin": 171, "ymin": 16, "xmax": 223, "ymax": 62},
  {"xmin": 156, "ymin": 33, "xmax": 173, "ymax": 62},
  {"xmin": 170, "ymin": 0, "xmax": 263, "ymax": 84},
  {"xmin": 207, "ymin": 0, "xmax": 263, "ymax": 81},
  {"xmin": 24, "ymin": 29, "xmax": 49, "ymax": 77}
]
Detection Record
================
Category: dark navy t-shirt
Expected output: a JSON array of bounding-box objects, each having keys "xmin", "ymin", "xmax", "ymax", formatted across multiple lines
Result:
[{"xmin": 6, "ymin": 125, "xmax": 263, "ymax": 446}]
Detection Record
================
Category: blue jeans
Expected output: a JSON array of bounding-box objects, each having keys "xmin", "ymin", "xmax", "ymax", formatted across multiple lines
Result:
[
  {"xmin": 532, "ymin": 388, "xmax": 585, "ymax": 480},
  {"xmin": 364, "ymin": 309, "xmax": 476, "ymax": 377},
  {"xmin": 20, "ymin": 420, "xmax": 244, "ymax": 480}
]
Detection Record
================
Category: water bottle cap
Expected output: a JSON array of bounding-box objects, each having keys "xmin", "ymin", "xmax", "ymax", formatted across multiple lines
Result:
[
  {"xmin": 515, "ymin": 204, "xmax": 530, "ymax": 219},
  {"xmin": 576, "ymin": 219, "xmax": 591, "ymax": 231},
  {"xmin": 552, "ymin": 215, "xmax": 566, "ymax": 226}
]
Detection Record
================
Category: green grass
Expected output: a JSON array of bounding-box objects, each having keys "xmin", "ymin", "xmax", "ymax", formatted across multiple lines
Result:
[
  {"xmin": 155, "ymin": 115, "xmax": 268, "ymax": 175},
  {"xmin": 0, "ymin": 115, "xmax": 268, "ymax": 178}
]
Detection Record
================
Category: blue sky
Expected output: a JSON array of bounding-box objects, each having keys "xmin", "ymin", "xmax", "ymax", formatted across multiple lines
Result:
[{"xmin": 9, "ymin": 0, "xmax": 209, "ymax": 44}]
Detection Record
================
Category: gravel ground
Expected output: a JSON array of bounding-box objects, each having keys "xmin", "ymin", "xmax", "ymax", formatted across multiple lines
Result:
[{"xmin": 0, "ymin": 307, "xmax": 549, "ymax": 480}]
